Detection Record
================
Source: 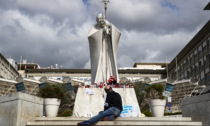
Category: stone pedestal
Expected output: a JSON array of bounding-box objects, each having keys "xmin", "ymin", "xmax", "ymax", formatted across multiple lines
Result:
[
  {"xmin": 73, "ymin": 88, "xmax": 141, "ymax": 117},
  {"xmin": 0, "ymin": 92, "xmax": 43, "ymax": 126},
  {"xmin": 181, "ymin": 93, "xmax": 210, "ymax": 126}
]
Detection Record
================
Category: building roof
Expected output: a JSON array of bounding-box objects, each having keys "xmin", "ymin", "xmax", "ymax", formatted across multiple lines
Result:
[
  {"xmin": 204, "ymin": 2, "xmax": 210, "ymax": 10},
  {"xmin": 133, "ymin": 63, "xmax": 168, "ymax": 67},
  {"xmin": 26, "ymin": 68, "xmax": 166, "ymax": 74},
  {"xmin": 17, "ymin": 63, "xmax": 40, "ymax": 70},
  {"xmin": 26, "ymin": 69, "xmax": 91, "ymax": 73},
  {"xmin": 168, "ymin": 20, "xmax": 210, "ymax": 72}
]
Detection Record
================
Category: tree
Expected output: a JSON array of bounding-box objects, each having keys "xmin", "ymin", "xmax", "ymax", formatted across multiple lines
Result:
[{"xmin": 134, "ymin": 81, "xmax": 149, "ymax": 111}]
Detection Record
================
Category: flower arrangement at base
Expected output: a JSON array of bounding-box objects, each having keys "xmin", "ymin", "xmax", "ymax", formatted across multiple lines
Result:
[
  {"xmin": 61, "ymin": 110, "xmax": 72, "ymax": 117},
  {"xmin": 107, "ymin": 76, "xmax": 117, "ymax": 85}
]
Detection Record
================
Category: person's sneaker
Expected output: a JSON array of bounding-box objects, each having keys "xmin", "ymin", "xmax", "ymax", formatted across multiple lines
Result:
[
  {"xmin": 103, "ymin": 115, "xmax": 115, "ymax": 121},
  {"xmin": 77, "ymin": 121, "xmax": 91, "ymax": 126}
]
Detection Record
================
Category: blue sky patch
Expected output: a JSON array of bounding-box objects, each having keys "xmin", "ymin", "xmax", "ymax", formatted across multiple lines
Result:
[
  {"xmin": 161, "ymin": 0, "xmax": 180, "ymax": 11},
  {"xmin": 83, "ymin": 0, "xmax": 90, "ymax": 8},
  {"xmin": 83, "ymin": 0, "xmax": 88, "ymax": 4}
]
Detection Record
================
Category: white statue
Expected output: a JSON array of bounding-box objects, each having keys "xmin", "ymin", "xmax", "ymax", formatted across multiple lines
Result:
[{"xmin": 88, "ymin": 13, "xmax": 121, "ymax": 84}]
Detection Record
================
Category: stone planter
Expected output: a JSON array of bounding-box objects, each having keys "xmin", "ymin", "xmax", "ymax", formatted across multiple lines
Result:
[
  {"xmin": 149, "ymin": 99, "xmax": 166, "ymax": 117},
  {"xmin": 44, "ymin": 98, "xmax": 61, "ymax": 117},
  {"xmin": 181, "ymin": 93, "xmax": 210, "ymax": 126},
  {"xmin": 0, "ymin": 92, "xmax": 43, "ymax": 126}
]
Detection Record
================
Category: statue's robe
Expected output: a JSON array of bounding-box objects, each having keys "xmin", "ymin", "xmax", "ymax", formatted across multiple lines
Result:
[{"xmin": 88, "ymin": 24, "xmax": 121, "ymax": 84}]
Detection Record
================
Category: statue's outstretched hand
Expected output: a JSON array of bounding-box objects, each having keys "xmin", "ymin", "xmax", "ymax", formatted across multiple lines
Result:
[{"xmin": 103, "ymin": 20, "xmax": 111, "ymax": 34}]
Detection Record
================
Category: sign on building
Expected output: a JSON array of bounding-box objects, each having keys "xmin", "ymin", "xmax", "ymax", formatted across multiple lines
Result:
[
  {"xmin": 15, "ymin": 82, "xmax": 26, "ymax": 92},
  {"xmin": 62, "ymin": 82, "xmax": 73, "ymax": 91},
  {"xmin": 38, "ymin": 83, "xmax": 46, "ymax": 89},
  {"xmin": 163, "ymin": 83, "xmax": 175, "ymax": 97}
]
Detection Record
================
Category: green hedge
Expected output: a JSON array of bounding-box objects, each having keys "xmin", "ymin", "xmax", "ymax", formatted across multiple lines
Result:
[
  {"xmin": 142, "ymin": 110, "xmax": 152, "ymax": 117},
  {"xmin": 164, "ymin": 112, "xmax": 182, "ymax": 115}
]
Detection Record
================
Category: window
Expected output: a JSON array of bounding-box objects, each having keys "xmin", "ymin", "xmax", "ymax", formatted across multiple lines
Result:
[
  {"xmin": 194, "ymin": 49, "xmax": 198, "ymax": 55},
  {"xmin": 205, "ymin": 68, "xmax": 209, "ymax": 74},
  {"xmin": 205, "ymin": 73, "xmax": 209, "ymax": 81},
  {"xmin": 201, "ymin": 71, "xmax": 204, "ymax": 79},
  {"xmin": 196, "ymin": 75, "xmax": 199, "ymax": 80},
  {"xmin": 203, "ymin": 41, "xmax": 207, "ymax": 47},
  {"xmin": 203, "ymin": 41, "xmax": 207, "ymax": 54},
  {"xmin": 208, "ymin": 38, "xmax": 210, "ymax": 48},
  {"xmin": 195, "ymin": 65, "xmax": 198, "ymax": 74},
  {"xmin": 199, "ymin": 59, "xmax": 203, "ymax": 70},
  {"xmin": 198, "ymin": 45, "xmax": 202, "ymax": 51},
  {"xmin": 187, "ymin": 71, "xmax": 190, "ymax": 78}
]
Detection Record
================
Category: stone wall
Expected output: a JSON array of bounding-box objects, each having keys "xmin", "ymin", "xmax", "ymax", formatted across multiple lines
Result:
[
  {"xmin": 0, "ymin": 92, "xmax": 43, "ymax": 126},
  {"xmin": 181, "ymin": 93, "xmax": 210, "ymax": 126}
]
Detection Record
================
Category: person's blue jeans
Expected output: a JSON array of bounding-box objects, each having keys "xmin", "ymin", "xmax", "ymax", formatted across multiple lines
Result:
[{"xmin": 88, "ymin": 107, "xmax": 121, "ymax": 124}]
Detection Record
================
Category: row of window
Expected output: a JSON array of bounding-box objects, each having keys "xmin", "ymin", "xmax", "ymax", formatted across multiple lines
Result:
[
  {"xmin": 0, "ymin": 62, "xmax": 18, "ymax": 79},
  {"xmin": 170, "ymin": 37, "xmax": 210, "ymax": 82}
]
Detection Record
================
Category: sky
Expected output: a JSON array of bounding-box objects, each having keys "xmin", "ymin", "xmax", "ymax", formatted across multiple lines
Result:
[{"xmin": 0, "ymin": 0, "xmax": 209, "ymax": 69}]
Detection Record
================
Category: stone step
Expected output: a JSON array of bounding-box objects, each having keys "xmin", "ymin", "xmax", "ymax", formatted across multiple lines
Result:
[
  {"xmin": 34, "ymin": 117, "xmax": 193, "ymax": 122},
  {"xmin": 26, "ymin": 117, "xmax": 202, "ymax": 126},
  {"xmin": 27, "ymin": 121, "xmax": 202, "ymax": 126}
]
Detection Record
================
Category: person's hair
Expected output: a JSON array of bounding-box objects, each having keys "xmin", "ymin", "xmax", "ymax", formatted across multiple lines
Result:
[
  {"xmin": 105, "ymin": 86, "xmax": 112, "ymax": 93},
  {"xmin": 109, "ymin": 87, "xmax": 112, "ymax": 91}
]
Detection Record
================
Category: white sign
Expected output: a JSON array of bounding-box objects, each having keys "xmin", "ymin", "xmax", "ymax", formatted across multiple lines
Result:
[
  {"xmin": 85, "ymin": 89, "xmax": 95, "ymax": 95},
  {"xmin": 163, "ymin": 91, "xmax": 171, "ymax": 97},
  {"xmin": 84, "ymin": 113, "xmax": 92, "ymax": 117},
  {"xmin": 168, "ymin": 97, "xmax": 172, "ymax": 102},
  {"xmin": 163, "ymin": 83, "xmax": 175, "ymax": 97}
]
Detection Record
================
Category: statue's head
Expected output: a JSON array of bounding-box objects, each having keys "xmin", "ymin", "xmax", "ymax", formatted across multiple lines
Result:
[{"xmin": 96, "ymin": 13, "xmax": 105, "ymax": 28}]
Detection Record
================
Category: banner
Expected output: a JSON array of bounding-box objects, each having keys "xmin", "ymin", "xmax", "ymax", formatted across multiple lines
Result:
[
  {"xmin": 15, "ymin": 82, "xmax": 26, "ymax": 92},
  {"xmin": 62, "ymin": 82, "xmax": 73, "ymax": 91},
  {"xmin": 163, "ymin": 83, "xmax": 175, "ymax": 97},
  {"xmin": 38, "ymin": 83, "xmax": 46, "ymax": 89},
  {"xmin": 120, "ymin": 105, "xmax": 139, "ymax": 117}
]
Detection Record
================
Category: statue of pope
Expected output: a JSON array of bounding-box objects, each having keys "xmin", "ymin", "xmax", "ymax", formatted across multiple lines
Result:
[{"xmin": 88, "ymin": 13, "xmax": 121, "ymax": 84}]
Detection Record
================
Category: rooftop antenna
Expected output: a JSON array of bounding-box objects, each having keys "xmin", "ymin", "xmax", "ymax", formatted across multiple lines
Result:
[
  {"xmin": 19, "ymin": 56, "xmax": 22, "ymax": 70},
  {"xmin": 102, "ymin": 0, "xmax": 110, "ymax": 19},
  {"xmin": 166, "ymin": 57, "xmax": 169, "ymax": 78}
]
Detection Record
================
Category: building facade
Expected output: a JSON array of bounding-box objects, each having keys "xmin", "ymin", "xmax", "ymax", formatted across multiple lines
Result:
[
  {"xmin": 0, "ymin": 53, "xmax": 19, "ymax": 80},
  {"xmin": 166, "ymin": 20, "xmax": 210, "ymax": 112},
  {"xmin": 24, "ymin": 65, "xmax": 166, "ymax": 85},
  {"xmin": 168, "ymin": 20, "xmax": 210, "ymax": 89}
]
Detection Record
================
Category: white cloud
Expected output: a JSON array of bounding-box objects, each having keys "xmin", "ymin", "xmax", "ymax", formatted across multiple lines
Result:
[
  {"xmin": 118, "ymin": 55, "xmax": 135, "ymax": 67},
  {"xmin": 0, "ymin": 0, "xmax": 209, "ymax": 68},
  {"xmin": 84, "ymin": 59, "xmax": 90, "ymax": 69},
  {"xmin": 16, "ymin": 0, "xmax": 88, "ymax": 23}
]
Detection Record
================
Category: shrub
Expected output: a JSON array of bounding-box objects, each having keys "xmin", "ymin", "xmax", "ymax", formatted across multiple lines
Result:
[
  {"xmin": 142, "ymin": 110, "xmax": 152, "ymax": 117},
  {"xmin": 37, "ymin": 83, "xmax": 65, "ymax": 100},
  {"xmin": 144, "ymin": 84, "xmax": 164, "ymax": 99},
  {"xmin": 164, "ymin": 112, "xmax": 182, "ymax": 116},
  {"xmin": 61, "ymin": 110, "xmax": 72, "ymax": 117},
  {"xmin": 134, "ymin": 82, "xmax": 145, "ymax": 106},
  {"xmin": 58, "ymin": 90, "xmax": 74, "ymax": 115},
  {"xmin": 134, "ymin": 82, "xmax": 150, "ymax": 112}
]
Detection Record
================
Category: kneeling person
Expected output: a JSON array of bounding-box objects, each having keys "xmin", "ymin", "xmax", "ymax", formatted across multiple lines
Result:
[{"xmin": 77, "ymin": 85, "xmax": 123, "ymax": 126}]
